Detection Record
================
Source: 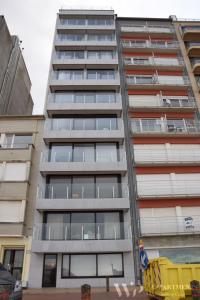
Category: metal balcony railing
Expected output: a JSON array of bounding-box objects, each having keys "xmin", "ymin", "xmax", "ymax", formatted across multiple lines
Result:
[
  {"xmin": 140, "ymin": 216, "xmax": 200, "ymax": 235},
  {"xmin": 122, "ymin": 40, "xmax": 178, "ymax": 49},
  {"xmin": 41, "ymin": 148, "xmax": 126, "ymax": 163},
  {"xmin": 37, "ymin": 183, "xmax": 128, "ymax": 199},
  {"xmin": 129, "ymin": 97, "xmax": 195, "ymax": 109},
  {"xmin": 134, "ymin": 148, "xmax": 200, "ymax": 163},
  {"xmin": 124, "ymin": 57, "xmax": 183, "ymax": 67},
  {"xmin": 191, "ymin": 58, "xmax": 200, "ymax": 67},
  {"xmin": 187, "ymin": 42, "xmax": 200, "ymax": 48},
  {"xmin": 137, "ymin": 180, "xmax": 200, "ymax": 197},
  {"xmin": 121, "ymin": 25, "xmax": 173, "ymax": 34},
  {"xmin": 33, "ymin": 222, "xmax": 131, "ymax": 241},
  {"xmin": 126, "ymin": 75, "xmax": 189, "ymax": 86},
  {"xmin": 131, "ymin": 119, "xmax": 200, "ymax": 134},
  {"xmin": 45, "ymin": 118, "xmax": 121, "ymax": 131},
  {"xmin": 0, "ymin": 143, "xmax": 32, "ymax": 149}
]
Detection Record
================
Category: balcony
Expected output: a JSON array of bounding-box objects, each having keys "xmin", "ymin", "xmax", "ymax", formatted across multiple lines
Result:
[
  {"xmin": 121, "ymin": 25, "xmax": 174, "ymax": 37},
  {"xmin": 124, "ymin": 56, "xmax": 184, "ymax": 71},
  {"xmin": 191, "ymin": 58, "xmax": 200, "ymax": 75},
  {"xmin": 137, "ymin": 179, "xmax": 200, "ymax": 198},
  {"xmin": 140, "ymin": 216, "xmax": 200, "ymax": 236},
  {"xmin": 46, "ymin": 94, "xmax": 122, "ymax": 116},
  {"xmin": 52, "ymin": 53, "xmax": 118, "ymax": 69},
  {"xmin": 49, "ymin": 71, "xmax": 120, "ymax": 91},
  {"xmin": 182, "ymin": 26, "xmax": 200, "ymax": 41},
  {"xmin": 131, "ymin": 119, "xmax": 200, "ymax": 137},
  {"xmin": 54, "ymin": 36, "xmax": 117, "ymax": 50},
  {"xmin": 126, "ymin": 75, "xmax": 189, "ymax": 90},
  {"xmin": 32, "ymin": 222, "xmax": 132, "ymax": 253},
  {"xmin": 129, "ymin": 95, "xmax": 195, "ymax": 112},
  {"xmin": 134, "ymin": 148, "xmax": 200, "ymax": 165},
  {"xmin": 122, "ymin": 40, "xmax": 179, "ymax": 53},
  {"xmin": 40, "ymin": 149, "xmax": 127, "ymax": 175},
  {"xmin": 43, "ymin": 118, "xmax": 124, "ymax": 143},
  {"xmin": 187, "ymin": 42, "xmax": 200, "ymax": 57},
  {"xmin": 57, "ymin": 20, "xmax": 115, "ymax": 31}
]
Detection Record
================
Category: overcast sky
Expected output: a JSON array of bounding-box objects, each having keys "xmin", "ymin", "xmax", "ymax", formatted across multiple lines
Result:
[{"xmin": 1, "ymin": 0, "xmax": 200, "ymax": 114}]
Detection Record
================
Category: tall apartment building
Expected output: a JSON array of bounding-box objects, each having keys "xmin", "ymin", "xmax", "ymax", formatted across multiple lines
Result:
[
  {"xmin": 0, "ymin": 116, "xmax": 44, "ymax": 286},
  {"xmin": 0, "ymin": 16, "xmax": 33, "ymax": 115},
  {"xmin": 29, "ymin": 10, "xmax": 200, "ymax": 288}
]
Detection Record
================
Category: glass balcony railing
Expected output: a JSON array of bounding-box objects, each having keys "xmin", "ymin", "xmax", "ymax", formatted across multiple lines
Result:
[
  {"xmin": 131, "ymin": 119, "xmax": 200, "ymax": 134},
  {"xmin": 48, "ymin": 92, "xmax": 118, "ymax": 104},
  {"xmin": 126, "ymin": 75, "xmax": 189, "ymax": 86},
  {"xmin": 122, "ymin": 40, "xmax": 178, "ymax": 49},
  {"xmin": 33, "ymin": 222, "xmax": 131, "ymax": 241},
  {"xmin": 41, "ymin": 149, "xmax": 126, "ymax": 163},
  {"xmin": 45, "ymin": 118, "xmax": 120, "ymax": 131},
  {"xmin": 51, "ymin": 70, "xmax": 117, "ymax": 81},
  {"xmin": 37, "ymin": 183, "xmax": 128, "ymax": 199},
  {"xmin": 137, "ymin": 179, "xmax": 200, "ymax": 197},
  {"xmin": 140, "ymin": 216, "xmax": 200, "ymax": 235}
]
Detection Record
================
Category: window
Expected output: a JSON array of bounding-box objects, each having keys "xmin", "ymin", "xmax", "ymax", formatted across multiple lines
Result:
[
  {"xmin": 87, "ymin": 51, "xmax": 114, "ymax": 59},
  {"xmin": 96, "ymin": 143, "xmax": 118, "ymax": 162},
  {"xmin": 87, "ymin": 19, "xmax": 113, "ymax": 26},
  {"xmin": 57, "ymin": 51, "xmax": 84, "ymax": 59},
  {"xmin": 73, "ymin": 144, "xmax": 95, "ymax": 162},
  {"xmin": 98, "ymin": 254, "xmax": 123, "ymax": 276},
  {"xmin": 87, "ymin": 34, "xmax": 114, "ymax": 41},
  {"xmin": 3, "ymin": 249, "xmax": 24, "ymax": 280},
  {"xmin": 61, "ymin": 253, "xmax": 123, "ymax": 278},
  {"xmin": 54, "ymin": 92, "xmax": 74, "ymax": 103},
  {"xmin": 44, "ymin": 211, "xmax": 122, "ymax": 241},
  {"xmin": 57, "ymin": 70, "xmax": 83, "ymax": 80},
  {"xmin": 59, "ymin": 34, "xmax": 85, "ymax": 41},
  {"xmin": 159, "ymin": 248, "xmax": 200, "ymax": 264},
  {"xmin": 70, "ymin": 255, "xmax": 96, "ymax": 277},
  {"xmin": 60, "ymin": 18, "xmax": 86, "ymax": 25},
  {"xmin": 50, "ymin": 144, "xmax": 72, "ymax": 162},
  {"xmin": 46, "ymin": 175, "xmax": 121, "ymax": 199},
  {"xmin": 3, "ymin": 134, "xmax": 32, "ymax": 148},
  {"xmin": 87, "ymin": 70, "xmax": 115, "ymax": 80}
]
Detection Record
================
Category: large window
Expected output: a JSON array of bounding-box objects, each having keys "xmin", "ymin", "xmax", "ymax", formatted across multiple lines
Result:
[
  {"xmin": 62, "ymin": 253, "xmax": 123, "ymax": 278},
  {"xmin": 3, "ymin": 249, "xmax": 24, "ymax": 280},
  {"xmin": 159, "ymin": 248, "xmax": 200, "ymax": 264},
  {"xmin": 1, "ymin": 134, "xmax": 32, "ymax": 148},
  {"xmin": 46, "ymin": 175, "xmax": 121, "ymax": 199},
  {"xmin": 87, "ymin": 70, "xmax": 115, "ymax": 80},
  {"xmin": 87, "ymin": 51, "xmax": 115, "ymax": 59},
  {"xmin": 57, "ymin": 70, "xmax": 83, "ymax": 80},
  {"xmin": 87, "ymin": 34, "xmax": 114, "ymax": 41},
  {"xmin": 49, "ymin": 142, "xmax": 118, "ymax": 163},
  {"xmin": 51, "ymin": 116, "xmax": 118, "ymax": 131},
  {"xmin": 57, "ymin": 51, "xmax": 84, "ymax": 59},
  {"xmin": 44, "ymin": 211, "xmax": 122, "ymax": 241},
  {"xmin": 58, "ymin": 33, "xmax": 85, "ymax": 41},
  {"xmin": 53, "ymin": 91, "xmax": 116, "ymax": 104}
]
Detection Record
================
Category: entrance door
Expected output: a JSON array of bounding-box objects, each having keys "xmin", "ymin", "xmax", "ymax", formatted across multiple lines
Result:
[
  {"xmin": 42, "ymin": 254, "xmax": 57, "ymax": 287},
  {"xmin": 3, "ymin": 249, "xmax": 24, "ymax": 280}
]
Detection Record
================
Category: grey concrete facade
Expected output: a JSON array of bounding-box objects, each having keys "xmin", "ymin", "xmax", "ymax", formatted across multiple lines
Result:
[
  {"xmin": 29, "ymin": 9, "xmax": 135, "ymax": 289},
  {"xmin": 0, "ymin": 16, "xmax": 33, "ymax": 115}
]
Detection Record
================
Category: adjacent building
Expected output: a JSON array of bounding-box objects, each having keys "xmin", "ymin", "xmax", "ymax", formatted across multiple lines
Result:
[
  {"xmin": 0, "ymin": 16, "xmax": 33, "ymax": 115},
  {"xmin": 29, "ymin": 10, "xmax": 200, "ymax": 288},
  {"xmin": 0, "ymin": 115, "xmax": 44, "ymax": 286}
]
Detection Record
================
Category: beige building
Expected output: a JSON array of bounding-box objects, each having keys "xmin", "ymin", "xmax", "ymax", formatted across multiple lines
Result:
[{"xmin": 0, "ymin": 115, "xmax": 44, "ymax": 286}]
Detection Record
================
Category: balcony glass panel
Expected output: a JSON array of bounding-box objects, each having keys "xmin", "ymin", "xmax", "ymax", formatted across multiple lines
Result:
[
  {"xmin": 47, "ymin": 177, "xmax": 71, "ymax": 199},
  {"xmin": 96, "ymin": 143, "xmax": 118, "ymax": 162},
  {"xmin": 73, "ymin": 144, "xmax": 95, "ymax": 162},
  {"xmin": 87, "ymin": 34, "xmax": 114, "ymax": 41},
  {"xmin": 96, "ymin": 212, "xmax": 121, "ymax": 239},
  {"xmin": 87, "ymin": 19, "xmax": 114, "ymax": 26},
  {"xmin": 60, "ymin": 18, "xmax": 86, "ymax": 25},
  {"xmin": 56, "ymin": 70, "xmax": 84, "ymax": 80},
  {"xmin": 57, "ymin": 51, "xmax": 84, "ymax": 59},
  {"xmin": 50, "ymin": 145, "xmax": 72, "ymax": 162},
  {"xmin": 72, "ymin": 177, "xmax": 95, "ymax": 199},
  {"xmin": 54, "ymin": 92, "xmax": 74, "ymax": 103},
  {"xmin": 58, "ymin": 34, "xmax": 85, "ymax": 41},
  {"xmin": 96, "ymin": 176, "xmax": 119, "ymax": 198}
]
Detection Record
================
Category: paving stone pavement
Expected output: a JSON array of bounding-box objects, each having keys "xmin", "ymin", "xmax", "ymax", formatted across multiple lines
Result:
[{"xmin": 23, "ymin": 288, "xmax": 149, "ymax": 300}]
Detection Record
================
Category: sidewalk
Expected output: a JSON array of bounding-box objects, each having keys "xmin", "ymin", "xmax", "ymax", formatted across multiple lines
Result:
[{"xmin": 23, "ymin": 287, "xmax": 148, "ymax": 299}]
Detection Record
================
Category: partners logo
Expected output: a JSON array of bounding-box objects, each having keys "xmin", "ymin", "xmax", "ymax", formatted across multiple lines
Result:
[{"xmin": 114, "ymin": 283, "xmax": 144, "ymax": 298}]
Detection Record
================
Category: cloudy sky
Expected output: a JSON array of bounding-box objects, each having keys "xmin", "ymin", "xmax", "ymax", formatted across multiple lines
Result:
[{"xmin": 1, "ymin": 0, "xmax": 200, "ymax": 114}]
